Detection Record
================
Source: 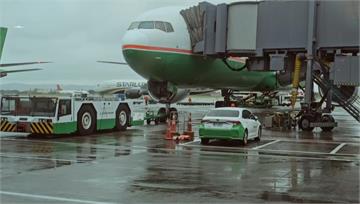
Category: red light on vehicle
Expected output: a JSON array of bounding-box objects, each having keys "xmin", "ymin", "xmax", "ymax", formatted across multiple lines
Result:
[{"xmin": 228, "ymin": 121, "xmax": 241, "ymax": 125}]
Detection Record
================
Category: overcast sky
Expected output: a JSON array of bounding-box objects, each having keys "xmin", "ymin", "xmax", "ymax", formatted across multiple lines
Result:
[{"xmin": 0, "ymin": 0, "xmax": 236, "ymax": 85}]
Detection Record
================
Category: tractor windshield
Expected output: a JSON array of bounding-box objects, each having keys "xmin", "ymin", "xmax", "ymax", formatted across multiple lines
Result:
[{"xmin": 1, "ymin": 96, "xmax": 57, "ymax": 117}]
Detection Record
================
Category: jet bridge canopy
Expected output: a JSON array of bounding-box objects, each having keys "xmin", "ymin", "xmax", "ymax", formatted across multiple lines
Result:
[{"xmin": 181, "ymin": 1, "xmax": 359, "ymax": 56}]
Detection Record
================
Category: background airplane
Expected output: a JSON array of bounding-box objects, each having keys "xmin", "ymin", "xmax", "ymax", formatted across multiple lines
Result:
[
  {"xmin": 0, "ymin": 27, "xmax": 49, "ymax": 78},
  {"xmin": 95, "ymin": 79, "xmax": 215, "ymax": 99}
]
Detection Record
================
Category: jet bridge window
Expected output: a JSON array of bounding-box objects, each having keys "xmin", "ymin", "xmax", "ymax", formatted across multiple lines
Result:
[{"xmin": 128, "ymin": 21, "xmax": 174, "ymax": 33}]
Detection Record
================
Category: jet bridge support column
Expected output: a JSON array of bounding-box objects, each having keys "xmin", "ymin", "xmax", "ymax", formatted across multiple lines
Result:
[{"xmin": 303, "ymin": 1, "xmax": 316, "ymax": 107}]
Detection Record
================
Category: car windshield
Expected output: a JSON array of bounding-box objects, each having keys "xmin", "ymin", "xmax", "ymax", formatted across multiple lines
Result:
[{"xmin": 206, "ymin": 109, "xmax": 239, "ymax": 118}]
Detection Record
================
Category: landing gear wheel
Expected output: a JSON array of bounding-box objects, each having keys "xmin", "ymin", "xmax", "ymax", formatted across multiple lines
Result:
[
  {"xmin": 298, "ymin": 115, "xmax": 314, "ymax": 131},
  {"xmin": 242, "ymin": 130, "xmax": 248, "ymax": 145},
  {"xmin": 115, "ymin": 104, "xmax": 130, "ymax": 131},
  {"xmin": 78, "ymin": 105, "xmax": 96, "ymax": 135},
  {"xmin": 146, "ymin": 119, "xmax": 151, "ymax": 125},
  {"xmin": 201, "ymin": 138, "xmax": 209, "ymax": 145},
  {"xmin": 158, "ymin": 108, "xmax": 167, "ymax": 123},
  {"xmin": 215, "ymin": 101, "xmax": 225, "ymax": 108},
  {"xmin": 169, "ymin": 107, "xmax": 178, "ymax": 120},
  {"xmin": 255, "ymin": 127, "xmax": 261, "ymax": 141},
  {"xmin": 154, "ymin": 118, "xmax": 159, "ymax": 125},
  {"xmin": 320, "ymin": 115, "xmax": 335, "ymax": 132}
]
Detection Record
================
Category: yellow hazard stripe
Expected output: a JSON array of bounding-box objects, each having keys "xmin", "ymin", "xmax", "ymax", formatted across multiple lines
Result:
[
  {"xmin": 0, "ymin": 122, "xmax": 16, "ymax": 132},
  {"xmin": 30, "ymin": 123, "xmax": 37, "ymax": 133},
  {"xmin": 10, "ymin": 124, "xmax": 16, "ymax": 132},
  {"xmin": 44, "ymin": 123, "xmax": 53, "ymax": 134},
  {"xmin": 30, "ymin": 122, "xmax": 53, "ymax": 135},
  {"xmin": 39, "ymin": 123, "xmax": 48, "ymax": 134},
  {"xmin": 0, "ymin": 121, "xmax": 7, "ymax": 130},
  {"xmin": 40, "ymin": 123, "xmax": 51, "ymax": 134},
  {"xmin": 35, "ymin": 123, "xmax": 45, "ymax": 134},
  {"xmin": 31, "ymin": 123, "xmax": 41, "ymax": 134},
  {"xmin": 3, "ymin": 123, "xmax": 11, "ymax": 131}
]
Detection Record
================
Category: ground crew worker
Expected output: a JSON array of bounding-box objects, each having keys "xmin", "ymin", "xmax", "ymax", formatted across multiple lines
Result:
[{"xmin": 144, "ymin": 95, "xmax": 149, "ymax": 106}]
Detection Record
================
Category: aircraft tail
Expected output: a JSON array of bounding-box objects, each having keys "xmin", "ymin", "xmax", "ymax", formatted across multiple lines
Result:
[
  {"xmin": 56, "ymin": 84, "xmax": 63, "ymax": 91},
  {"xmin": 0, "ymin": 27, "xmax": 7, "ymax": 61}
]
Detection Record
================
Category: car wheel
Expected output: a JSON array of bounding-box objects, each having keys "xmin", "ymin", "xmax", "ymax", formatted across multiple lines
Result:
[
  {"xmin": 255, "ymin": 127, "xmax": 261, "ymax": 141},
  {"xmin": 154, "ymin": 118, "xmax": 159, "ymax": 125},
  {"xmin": 146, "ymin": 119, "xmax": 151, "ymax": 125},
  {"xmin": 201, "ymin": 138, "xmax": 209, "ymax": 145},
  {"xmin": 242, "ymin": 130, "xmax": 248, "ymax": 145},
  {"xmin": 158, "ymin": 108, "xmax": 166, "ymax": 123}
]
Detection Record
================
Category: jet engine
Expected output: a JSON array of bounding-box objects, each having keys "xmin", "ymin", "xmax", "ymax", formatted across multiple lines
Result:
[
  {"xmin": 147, "ymin": 80, "xmax": 190, "ymax": 104},
  {"xmin": 125, "ymin": 89, "xmax": 142, "ymax": 99}
]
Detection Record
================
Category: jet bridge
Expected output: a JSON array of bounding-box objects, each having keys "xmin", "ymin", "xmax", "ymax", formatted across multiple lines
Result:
[{"xmin": 181, "ymin": 0, "xmax": 359, "ymax": 131}]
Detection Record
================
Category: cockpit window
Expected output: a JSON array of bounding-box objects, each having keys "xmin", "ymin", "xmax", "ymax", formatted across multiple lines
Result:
[
  {"xmin": 139, "ymin": 21, "xmax": 154, "ymax": 29},
  {"xmin": 128, "ymin": 21, "xmax": 174, "ymax": 33},
  {"xmin": 164, "ymin": 22, "xmax": 174, "ymax": 32},
  {"xmin": 155, "ymin": 21, "xmax": 166, "ymax": 32},
  {"xmin": 128, "ymin": 22, "xmax": 140, "ymax": 30}
]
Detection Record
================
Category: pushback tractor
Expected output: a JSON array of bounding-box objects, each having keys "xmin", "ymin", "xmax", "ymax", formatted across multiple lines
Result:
[{"xmin": 0, "ymin": 93, "xmax": 145, "ymax": 136}]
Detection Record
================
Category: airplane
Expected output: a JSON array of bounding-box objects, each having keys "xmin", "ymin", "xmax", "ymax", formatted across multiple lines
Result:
[
  {"xmin": 95, "ymin": 79, "xmax": 148, "ymax": 97},
  {"xmin": 56, "ymin": 84, "xmax": 89, "ymax": 95},
  {"xmin": 0, "ymin": 27, "xmax": 49, "ymax": 77},
  {"xmin": 96, "ymin": 79, "xmax": 215, "ymax": 99},
  {"xmin": 117, "ymin": 7, "xmax": 355, "ymax": 121}
]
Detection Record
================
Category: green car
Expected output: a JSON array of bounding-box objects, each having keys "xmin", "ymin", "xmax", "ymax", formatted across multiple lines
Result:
[{"xmin": 199, "ymin": 107, "xmax": 261, "ymax": 145}]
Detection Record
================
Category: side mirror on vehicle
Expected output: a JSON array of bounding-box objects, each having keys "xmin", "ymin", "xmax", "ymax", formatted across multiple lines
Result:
[{"xmin": 250, "ymin": 115, "xmax": 258, "ymax": 121}]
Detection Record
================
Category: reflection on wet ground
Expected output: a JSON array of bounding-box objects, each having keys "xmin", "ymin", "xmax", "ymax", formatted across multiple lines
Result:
[{"xmin": 0, "ymin": 106, "xmax": 359, "ymax": 203}]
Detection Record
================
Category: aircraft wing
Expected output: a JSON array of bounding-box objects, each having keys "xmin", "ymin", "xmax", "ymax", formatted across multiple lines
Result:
[
  {"xmin": 97, "ymin": 61, "xmax": 128, "ymax": 65},
  {"xmin": 0, "ymin": 61, "xmax": 51, "ymax": 67},
  {"xmin": 0, "ymin": 68, "xmax": 42, "ymax": 74}
]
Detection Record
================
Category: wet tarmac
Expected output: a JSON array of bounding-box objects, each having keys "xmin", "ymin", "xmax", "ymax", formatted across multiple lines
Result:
[{"xmin": 0, "ymin": 106, "xmax": 359, "ymax": 203}]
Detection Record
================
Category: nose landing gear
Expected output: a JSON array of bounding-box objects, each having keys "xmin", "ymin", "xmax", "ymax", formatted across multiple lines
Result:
[{"xmin": 157, "ymin": 104, "xmax": 178, "ymax": 123}]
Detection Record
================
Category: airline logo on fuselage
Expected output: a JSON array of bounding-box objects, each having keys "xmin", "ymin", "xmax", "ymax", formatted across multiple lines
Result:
[{"xmin": 116, "ymin": 82, "xmax": 146, "ymax": 88}]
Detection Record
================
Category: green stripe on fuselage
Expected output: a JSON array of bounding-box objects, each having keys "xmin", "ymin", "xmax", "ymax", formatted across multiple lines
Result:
[{"xmin": 123, "ymin": 49, "xmax": 277, "ymax": 91}]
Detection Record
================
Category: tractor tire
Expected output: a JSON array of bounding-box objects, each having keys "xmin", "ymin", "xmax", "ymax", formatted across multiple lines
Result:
[
  {"xmin": 115, "ymin": 104, "xmax": 130, "ymax": 131},
  {"xmin": 77, "ymin": 105, "xmax": 96, "ymax": 136}
]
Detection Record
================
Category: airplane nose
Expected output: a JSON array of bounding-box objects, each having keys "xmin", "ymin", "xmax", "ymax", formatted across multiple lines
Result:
[{"xmin": 122, "ymin": 31, "xmax": 149, "ymax": 48}]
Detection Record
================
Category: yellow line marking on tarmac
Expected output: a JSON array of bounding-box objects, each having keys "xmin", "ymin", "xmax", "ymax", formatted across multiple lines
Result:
[
  {"xmin": 330, "ymin": 143, "xmax": 347, "ymax": 154},
  {"xmin": 0, "ymin": 191, "xmax": 115, "ymax": 204}
]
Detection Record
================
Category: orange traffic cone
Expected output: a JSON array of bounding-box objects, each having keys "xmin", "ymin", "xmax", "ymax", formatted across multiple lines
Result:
[
  {"xmin": 183, "ymin": 113, "xmax": 194, "ymax": 139},
  {"xmin": 165, "ymin": 114, "xmax": 178, "ymax": 140}
]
